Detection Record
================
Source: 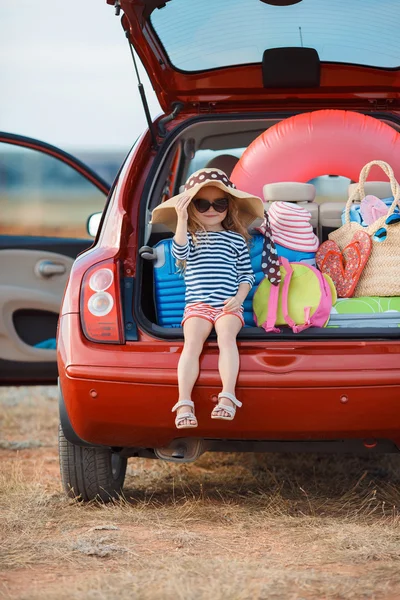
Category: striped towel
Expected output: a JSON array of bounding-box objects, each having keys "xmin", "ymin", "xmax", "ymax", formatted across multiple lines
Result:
[{"xmin": 268, "ymin": 201, "xmax": 319, "ymax": 252}]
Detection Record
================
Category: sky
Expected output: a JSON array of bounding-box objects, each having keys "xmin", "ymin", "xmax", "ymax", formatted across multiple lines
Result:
[
  {"xmin": 2, "ymin": 0, "xmax": 398, "ymax": 158},
  {"xmin": 0, "ymin": 1, "xmax": 161, "ymax": 154}
]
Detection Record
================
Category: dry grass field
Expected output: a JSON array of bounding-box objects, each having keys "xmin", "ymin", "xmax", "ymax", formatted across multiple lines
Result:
[{"xmin": 1, "ymin": 386, "xmax": 400, "ymax": 600}]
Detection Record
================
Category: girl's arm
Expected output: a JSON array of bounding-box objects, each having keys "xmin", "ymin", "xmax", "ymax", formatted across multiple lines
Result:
[
  {"xmin": 172, "ymin": 194, "xmax": 192, "ymax": 260},
  {"xmin": 173, "ymin": 195, "xmax": 191, "ymax": 246},
  {"xmin": 236, "ymin": 243, "xmax": 255, "ymax": 290},
  {"xmin": 223, "ymin": 282, "xmax": 251, "ymax": 312},
  {"xmin": 235, "ymin": 281, "xmax": 252, "ymax": 304},
  {"xmin": 223, "ymin": 242, "xmax": 254, "ymax": 312}
]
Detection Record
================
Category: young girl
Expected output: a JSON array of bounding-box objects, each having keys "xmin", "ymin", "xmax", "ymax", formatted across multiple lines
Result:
[{"xmin": 151, "ymin": 168, "xmax": 264, "ymax": 429}]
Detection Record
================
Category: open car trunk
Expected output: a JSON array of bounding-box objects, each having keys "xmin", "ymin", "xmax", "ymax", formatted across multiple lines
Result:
[
  {"xmin": 109, "ymin": 0, "xmax": 400, "ymax": 113},
  {"xmin": 135, "ymin": 111, "xmax": 400, "ymax": 341},
  {"xmin": 109, "ymin": 0, "xmax": 400, "ymax": 340}
]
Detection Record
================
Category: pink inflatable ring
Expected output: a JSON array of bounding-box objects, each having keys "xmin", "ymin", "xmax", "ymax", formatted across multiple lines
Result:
[{"xmin": 231, "ymin": 110, "xmax": 400, "ymax": 198}]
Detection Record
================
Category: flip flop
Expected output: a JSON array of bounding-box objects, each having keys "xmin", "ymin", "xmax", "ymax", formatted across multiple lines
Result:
[
  {"xmin": 316, "ymin": 240, "xmax": 343, "ymax": 292},
  {"xmin": 336, "ymin": 243, "xmax": 361, "ymax": 297},
  {"xmin": 316, "ymin": 240, "xmax": 341, "ymax": 268},
  {"xmin": 316, "ymin": 232, "xmax": 372, "ymax": 298},
  {"xmin": 340, "ymin": 231, "xmax": 372, "ymax": 297}
]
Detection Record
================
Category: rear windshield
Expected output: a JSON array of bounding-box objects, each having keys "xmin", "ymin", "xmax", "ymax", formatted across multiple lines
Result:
[{"xmin": 150, "ymin": 0, "xmax": 400, "ymax": 72}]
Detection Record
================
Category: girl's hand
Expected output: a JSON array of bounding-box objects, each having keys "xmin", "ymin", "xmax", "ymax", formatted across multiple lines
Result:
[
  {"xmin": 223, "ymin": 296, "xmax": 241, "ymax": 312},
  {"xmin": 175, "ymin": 195, "xmax": 191, "ymax": 221}
]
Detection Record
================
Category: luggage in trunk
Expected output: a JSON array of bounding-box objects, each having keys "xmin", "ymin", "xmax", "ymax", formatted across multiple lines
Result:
[
  {"xmin": 147, "ymin": 237, "xmax": 400, "ymax": 331},
  {"xmin": 328, "ymin": 297, "xmax": 400, "ymax": 328}
]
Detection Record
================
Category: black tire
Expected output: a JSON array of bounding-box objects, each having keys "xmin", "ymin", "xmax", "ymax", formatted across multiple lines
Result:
[{"xmin": 58, "ymin": 424, "xmax": 127, "ymax": 502}]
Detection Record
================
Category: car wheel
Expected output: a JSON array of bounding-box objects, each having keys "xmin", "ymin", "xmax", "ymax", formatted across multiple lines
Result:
[{"xmin": 58, "ymin": 424, "xmax": 127, "ymax": 502}]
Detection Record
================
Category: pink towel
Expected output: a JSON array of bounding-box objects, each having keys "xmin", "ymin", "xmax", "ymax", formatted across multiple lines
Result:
[
  {"xmin": 359, "ymin": 195, "xmax": 388, "ymax": 226},
  {"xmin": 268, "ymin": 202, "xmax": 319, "ymax": 252}
]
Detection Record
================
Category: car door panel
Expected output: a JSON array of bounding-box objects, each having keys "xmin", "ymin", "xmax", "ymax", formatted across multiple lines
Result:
[
  {"xmin": 0, "ymin": 247, "xmax": 72, "ymax": 349},
  {"xmin": 0, "ymin": 134, "xmax": 110, "ymax": 384},
  {"xmin": 0, "ymin": 235, "xmax": 93, "ymax": 258},
  {"xmin": 0, "ymin": 241, "xmax": 95, "ymax": 384}
]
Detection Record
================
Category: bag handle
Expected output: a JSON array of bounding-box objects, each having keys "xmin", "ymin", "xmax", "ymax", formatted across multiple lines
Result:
[
  {"xmin": 262, "ymin": 259, "xmax": 312, "ymax": 334},
  {"xmin": 344, "ymin": 160, "xmax": 400, "ymax": 225},
  {"xmin": 280, "ymin": 257, "xmax": 312, "ymax": 333},
  {"xmin": 263, "ymin": 283, "xmax": 281, "ymax": 333}
]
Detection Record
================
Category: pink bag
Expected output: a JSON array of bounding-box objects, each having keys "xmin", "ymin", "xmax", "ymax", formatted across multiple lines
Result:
[{"xmin": 253, "ymin": 257, "xmax": 335, "ymax": 334}]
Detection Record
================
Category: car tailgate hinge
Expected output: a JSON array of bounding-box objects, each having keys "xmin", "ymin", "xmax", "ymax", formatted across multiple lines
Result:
[
  {"xmin": 158, "ymin": 102, "xmax": 184, "ymax": 137},
  {"xmin": 111, "ymin": 0, "xmax": 172, "ymax": 19},
  {"xmin": 198, "ymin": 102, "xmax": 218, "ymax": 113},
  {"xmin": 367, "ymin": 98, "xmax": 397, "ymax": 111}
]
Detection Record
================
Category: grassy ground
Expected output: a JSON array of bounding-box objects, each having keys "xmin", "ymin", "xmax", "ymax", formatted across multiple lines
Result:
[{"xmin": 1, "ymin": 386, "xmax": 400, "ymax": 599}]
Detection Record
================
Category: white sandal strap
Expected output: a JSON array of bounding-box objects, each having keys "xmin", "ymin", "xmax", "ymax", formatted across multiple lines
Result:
[
  {"xmin": 218, "ymin": 392, "xmax": 242, "ymax": 408},
  {"xmin": 213, "ymin": 404, "xmax": 235, "ymax": 417},
  {"xmin": 172, "ymin": 399, "xmax": 195, "ymax": 413},
  {"xmin": 175, "ymin": 412, "xmax": 197, "ymax": 421}
]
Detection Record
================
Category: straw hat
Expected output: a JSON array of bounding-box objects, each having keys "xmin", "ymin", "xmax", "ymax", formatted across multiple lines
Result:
[{"xmin": 151, "ymin": 168, "xmax": 264, "ymax": 232}]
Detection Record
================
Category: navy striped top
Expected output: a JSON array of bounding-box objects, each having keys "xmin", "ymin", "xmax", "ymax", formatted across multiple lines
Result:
[{"xmin": 171, "ymin": 230, "xmax": 255, "ymax": 308}]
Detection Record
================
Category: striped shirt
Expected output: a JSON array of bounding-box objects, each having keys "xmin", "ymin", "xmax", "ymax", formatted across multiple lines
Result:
[{"xmin": 171, "ymin": 230, "xmax": 254, "ymax": 308}]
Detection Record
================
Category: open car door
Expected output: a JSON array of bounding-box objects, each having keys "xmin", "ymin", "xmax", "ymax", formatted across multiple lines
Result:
[{"xmin": 0, "ymin": 133, "xmax": 111, "ymax": 384}]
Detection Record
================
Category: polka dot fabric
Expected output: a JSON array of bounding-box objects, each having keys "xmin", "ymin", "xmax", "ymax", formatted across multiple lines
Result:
[
  {"xmin": 256, "ymin": 210, "xmax": 281, "ymax": 286},
  {"xmin": 184, "ymin": 170, "xmax": 236, "ymax": 191},
  {"xmin": 151, "ymin": 167, "xmax": 264, "ymax": 232}
]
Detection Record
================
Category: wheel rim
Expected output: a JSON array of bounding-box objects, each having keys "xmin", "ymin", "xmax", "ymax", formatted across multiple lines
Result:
[{"xmin": 111, "ymin": 453, "xmax": 123, "ymax": 480}]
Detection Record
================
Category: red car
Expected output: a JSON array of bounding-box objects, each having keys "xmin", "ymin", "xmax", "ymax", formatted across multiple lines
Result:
[{"xmin": 2, "ymin": 0, "xmax": 400, "ymax": 501}]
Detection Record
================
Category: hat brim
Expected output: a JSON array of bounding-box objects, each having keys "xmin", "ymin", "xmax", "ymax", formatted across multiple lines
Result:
[{"xmin": 151, "ymin": 180, "xmax": 264, "ymax": 232}]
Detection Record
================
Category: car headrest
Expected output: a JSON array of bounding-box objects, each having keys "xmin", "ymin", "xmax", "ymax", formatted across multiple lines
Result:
[
  {"xmin": 205, "ymin": 154, "xmax": 240, "ymax": 177},
  {"xmin": 263, "ymin": 182, "xmax": 316, "ymax": 203},
  {"xmin": 348, "ymin": 181, "xmax": 393, "ymax": 199}
]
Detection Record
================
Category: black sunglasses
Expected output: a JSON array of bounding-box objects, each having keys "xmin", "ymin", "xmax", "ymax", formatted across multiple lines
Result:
[{"xmin": 193, "ymin": 197, "xmax": 229, "ymax": 213}]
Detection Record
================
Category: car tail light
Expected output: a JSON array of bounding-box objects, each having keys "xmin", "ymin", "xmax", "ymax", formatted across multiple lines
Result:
[{"xmin": 80, "ymin": 261, "xmax": 124, "ymax": 344}]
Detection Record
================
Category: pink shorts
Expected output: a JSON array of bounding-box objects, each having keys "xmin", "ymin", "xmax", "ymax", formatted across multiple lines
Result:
[{"xmin": 181, "ymin": 302, "xmax": 244, "ymax": 327}]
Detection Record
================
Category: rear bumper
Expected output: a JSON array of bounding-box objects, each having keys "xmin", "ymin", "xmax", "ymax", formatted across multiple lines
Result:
[
  {"xmin": 57, "ymin": 313, "xmax": 400, "ymax": 449},
  {"xmin": 59, "ymin": 368, "xmax": 400, "ymax": 449}
]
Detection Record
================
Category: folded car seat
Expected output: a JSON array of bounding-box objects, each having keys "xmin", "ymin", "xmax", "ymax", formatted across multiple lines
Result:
[
  {"xmin": 319, "ymin": 181, "xmax": 393, "ymax": 234},
  {"xmin": 263, "ymin": 182, "xmax": 319, "ymax": 230}
]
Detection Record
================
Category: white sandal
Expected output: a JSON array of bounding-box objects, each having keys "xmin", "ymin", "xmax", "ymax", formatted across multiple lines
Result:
[
  {"xmin": 172, "ymin": 399, "xmax": 198, "ymax": 429},
  {"xmin": 211, "ymin": 392, "xmax": 242, "ymax": 421}
]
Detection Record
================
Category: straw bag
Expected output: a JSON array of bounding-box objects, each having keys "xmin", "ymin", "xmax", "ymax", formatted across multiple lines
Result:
[{"xmin": 329, "ymin": 160, "xmax": 400, "ymax": 297}]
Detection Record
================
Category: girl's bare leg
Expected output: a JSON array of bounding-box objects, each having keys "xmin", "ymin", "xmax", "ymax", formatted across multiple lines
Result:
[
  {"xmin": 213, "ymin": 315, "xmax": 243, "ymax": 418},
  {"xmin": 176, "ymin": 317, "xmax": 213, "ymax": 426}
]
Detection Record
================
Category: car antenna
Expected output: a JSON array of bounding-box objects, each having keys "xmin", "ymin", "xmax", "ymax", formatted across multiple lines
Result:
[
  {"xmin": 125, "ymin": 30, "xmax": 158, "ymax": 149},
  {"xmin": 299, "ymin": 26, "xmax": 304, "ymax": 47}
]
